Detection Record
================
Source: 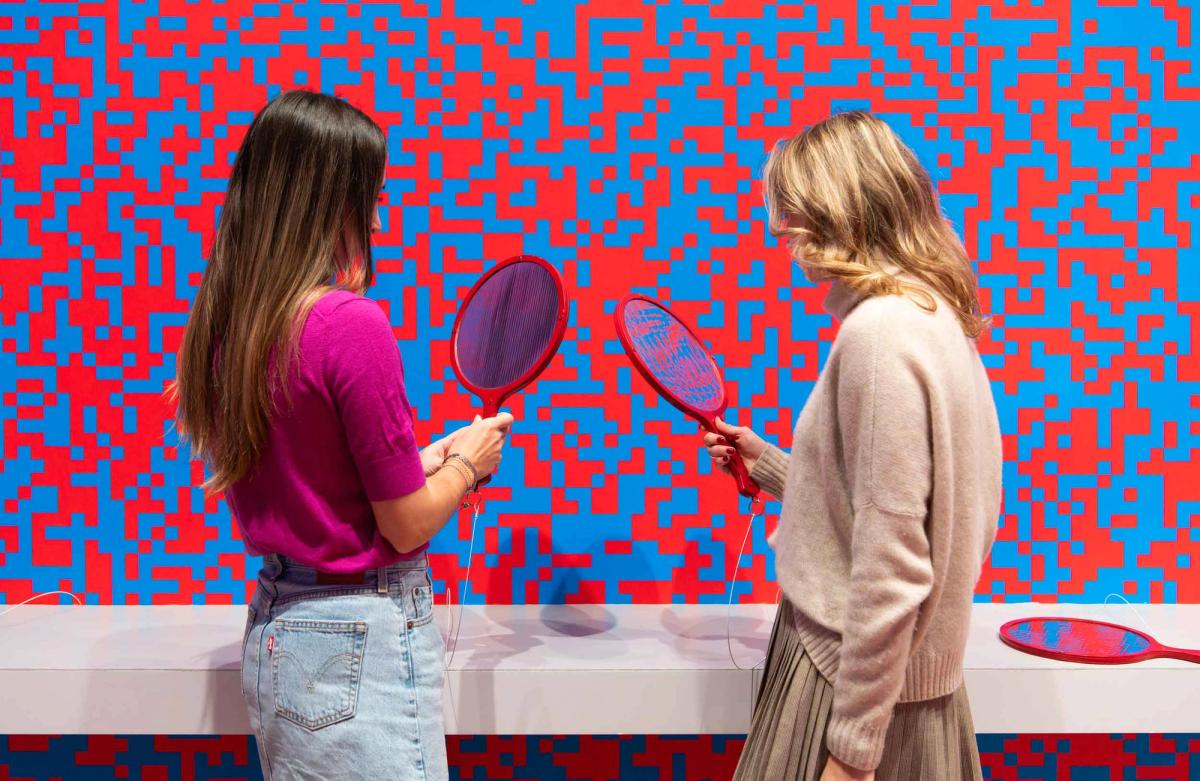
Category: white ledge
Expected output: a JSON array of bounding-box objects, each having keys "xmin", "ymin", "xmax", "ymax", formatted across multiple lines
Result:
[{"xmin": 2, "ymin": 603, "xmax": 1198, "ymax": 735}]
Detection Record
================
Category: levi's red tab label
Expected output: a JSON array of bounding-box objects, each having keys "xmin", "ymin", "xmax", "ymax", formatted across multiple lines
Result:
[{"xmin": 267, "ymin": 635, "xmax": 274, "ymax": 653}]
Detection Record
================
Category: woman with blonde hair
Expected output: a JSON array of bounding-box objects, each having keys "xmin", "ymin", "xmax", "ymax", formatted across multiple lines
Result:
[
  {"xmin": 175, "ymin": 90, "xmax": 511, "ymax": 779},
  {"xmin": 707, "ymin": 111, "xmax": 1001, "ymax": 780}
]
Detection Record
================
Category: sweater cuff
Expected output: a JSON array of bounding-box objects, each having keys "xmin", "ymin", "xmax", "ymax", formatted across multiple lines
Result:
[
  {"xmin": 749, "ymin": 444, "xmax": 788, "ymax": 500},
  {"xmin": 824, "ymin": 713, "xmax": 889, "ymax": 772}
]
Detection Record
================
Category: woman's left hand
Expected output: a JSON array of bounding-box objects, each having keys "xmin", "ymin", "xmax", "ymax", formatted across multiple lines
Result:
[
  {"xmin": 420, "ymin": 424, "xmax": 470, "ymax": 475},
  {"xmin": 819, "ymin": 756, "xmax": 875, "ymax": 781}
]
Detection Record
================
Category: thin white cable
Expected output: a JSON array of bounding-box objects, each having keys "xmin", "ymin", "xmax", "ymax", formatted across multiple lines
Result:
[
  {"xmin": 1103, "ymin": 592, "xmax": 1155, "ymax": 636},
  {"xmin": 444, "ymin": 499, "xmax": 481, "ymax": 671},
  {"xmin": 0, "ymin": 591, "xmax": 84, "ymax": 618},
  {"xmin": 726, "ymin": 503, "xmax": 770, "ymax": 671}
]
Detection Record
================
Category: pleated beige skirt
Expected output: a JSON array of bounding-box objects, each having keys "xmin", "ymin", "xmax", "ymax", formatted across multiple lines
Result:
[{"xmin": 733, "ymin": 600, "xmax": 983, "ymax": 781}]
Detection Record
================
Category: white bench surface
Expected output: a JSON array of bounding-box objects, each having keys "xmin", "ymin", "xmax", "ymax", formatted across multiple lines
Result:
[{"xmin": 2, "ymin": 603, "xmax": 1198, "ymax": 735}]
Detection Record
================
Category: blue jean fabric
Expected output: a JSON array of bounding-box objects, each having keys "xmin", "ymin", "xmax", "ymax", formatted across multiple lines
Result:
[{"xmin": 241, "ymin": 553, "xmax": 448, "ymax": 780}]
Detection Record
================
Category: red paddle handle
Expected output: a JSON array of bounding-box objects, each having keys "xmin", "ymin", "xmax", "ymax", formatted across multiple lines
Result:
[
  {"xmin": 472, "ymin": 397, "xmax": 502, "ymax": 489},
  {"xmin": 1159, "ymin": 645, "xmax": 1200, "ymax": 664},
  {"xmin": 707, "ymin": 419, "xmax": 760, "ymax": 500},
  {"xmin": 727, "ymin": 449, "xmax": 760, "ymax": 500}
]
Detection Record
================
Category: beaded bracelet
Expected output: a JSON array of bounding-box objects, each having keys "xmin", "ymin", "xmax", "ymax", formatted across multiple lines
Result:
[
  {"xmin": 440, "ymin": 459, "xmax": 473, "ymax": 492},
  {"xmin": 444, "ymin": 452, "xmax": 479, "ymax": 485}
]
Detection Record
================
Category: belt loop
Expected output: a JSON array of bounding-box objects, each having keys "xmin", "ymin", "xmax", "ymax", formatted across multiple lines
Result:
[
  {"xmin": 263, "ymin": 554, "xmax": 282, "ymax": 608},
  {"xmin": 376, "ymin": 566, "xmax": 387, "ymax": 594}
]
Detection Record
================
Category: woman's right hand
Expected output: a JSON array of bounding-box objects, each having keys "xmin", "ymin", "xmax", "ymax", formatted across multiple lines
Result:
[
  {"xmin": 451, "ymin": 412, "xmax": 513, "ymax": 480},
  {"xmin": 373, "ymin": 412, "xmax": 513, "ymax": 553},
  {"xmin": 703, "ymin": 416, "xmax": 768, "ymax": 475}
]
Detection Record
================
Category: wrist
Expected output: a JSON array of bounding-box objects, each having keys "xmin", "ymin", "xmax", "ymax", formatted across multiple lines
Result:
[
  {"xmin": 829, "ymin": 755, "xmax": 874, "ymax": 780},
  {"xmin": 445, "ymin": 452, "xmax": 478, "ymax": 485},
  {"xmin": 437, "ymin": 459, "xmax": 473, "ymax": 493}
]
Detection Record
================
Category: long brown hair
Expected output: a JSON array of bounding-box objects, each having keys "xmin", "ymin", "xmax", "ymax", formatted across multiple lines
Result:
[
  {"xmin": 174, "ymin": 90, "xmax": 387, "ymax": 493},
  {"xmin": 762, "ymin": 111, "xmax": 986, "ymax": 337}
]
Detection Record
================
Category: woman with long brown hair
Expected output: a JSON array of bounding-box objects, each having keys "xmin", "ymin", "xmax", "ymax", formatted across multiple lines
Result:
[
  {"xmin": 707, "ymin": 111, "xmax": 1002, "ymax": 780},
  {"xmin": 175, "ymin": 90, "xmax": 510, "ymax": 780}
]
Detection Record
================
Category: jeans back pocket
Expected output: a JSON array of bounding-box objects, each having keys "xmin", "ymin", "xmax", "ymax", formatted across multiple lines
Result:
[{"xmin": 271, "ymin": 619, "xmax": 368, "ymax": 730}]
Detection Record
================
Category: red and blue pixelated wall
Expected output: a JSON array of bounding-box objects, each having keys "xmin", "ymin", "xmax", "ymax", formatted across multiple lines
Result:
[
  {"xmin": 1, "ymin": 0, "xmax": 1198, "ymax": 609},
  {"xmin": 3, "ymin": 734, "xmax": 1200, "ymax": 780}
]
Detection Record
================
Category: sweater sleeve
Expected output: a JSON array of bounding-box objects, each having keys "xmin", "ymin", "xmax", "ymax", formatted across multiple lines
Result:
[
  {"xmin": 824, "ymin": 310, "xmax": 936, "ymax": 771},
  {"xmin": 749, "ymin": 443, "xmax": 789, "ymax": 501},
  {"xmin": 321, "ymin": 297, "xmax": 427, "ymax": 502}
]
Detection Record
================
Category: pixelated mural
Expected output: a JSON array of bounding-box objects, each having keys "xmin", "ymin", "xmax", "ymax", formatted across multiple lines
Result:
[
  {"xmin": 1, "ymin": 0, "xmax": 1198, "ymax": 609},
  {"xmin": 3, "ymin": 734, "xmax": 1200, "ymax": 780}
]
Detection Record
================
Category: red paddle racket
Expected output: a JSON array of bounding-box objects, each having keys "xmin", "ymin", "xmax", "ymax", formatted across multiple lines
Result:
[
  {"xmin": 615, "ymin": 294, "xmax": 772, "ymax": 670},
  {"xmin": 450, "ymin": 254, "xmax": 568, "ymax": 489},
  {"xmin": 1000, "ymin": 617, "xmax": 1200, "ymax": 665},
  {"xmin": 443, "ymin": 254, "xmax": 567, "ymax": 668},
  {"xmin": 614, "ymin": 294, "xmax": 761, "ymax": 505}
]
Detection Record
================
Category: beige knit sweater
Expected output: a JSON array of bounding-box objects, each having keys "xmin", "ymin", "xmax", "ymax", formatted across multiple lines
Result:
[{"xmin": 750, "ymin": 277, "xmax": 1002, "ymax": 771}]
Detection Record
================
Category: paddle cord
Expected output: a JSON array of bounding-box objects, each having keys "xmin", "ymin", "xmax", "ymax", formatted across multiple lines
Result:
[
  {"xmin": 0, "ymin": 591, "xmax": 83, "ymax": 618},
  {"xmin": 726, "ymin": 497, "xmax": 777, "ymax": 671},
  {"xmin": 444, "ymin": 496, "xmax": 481, "ymax": 670}
]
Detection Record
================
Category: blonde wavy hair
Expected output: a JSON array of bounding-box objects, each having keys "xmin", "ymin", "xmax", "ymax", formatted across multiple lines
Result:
[{"xmin": 762, "ymin": 111, "xmax": 986, "ymax": 337}]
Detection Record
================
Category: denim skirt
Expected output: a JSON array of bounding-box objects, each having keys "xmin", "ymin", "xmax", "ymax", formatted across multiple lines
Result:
[{"xmin": 241, "ymin": 552, "xmax": 447, "ymax": 780}]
